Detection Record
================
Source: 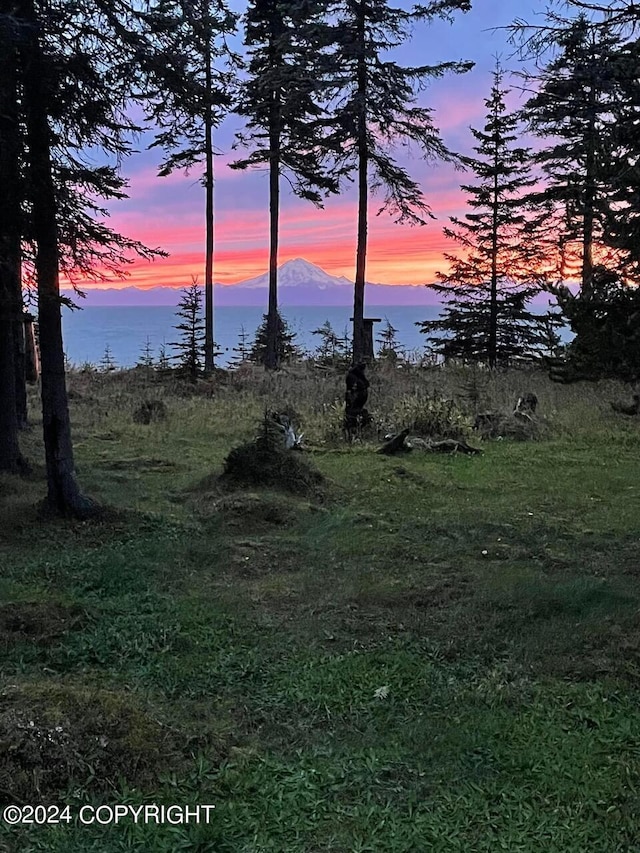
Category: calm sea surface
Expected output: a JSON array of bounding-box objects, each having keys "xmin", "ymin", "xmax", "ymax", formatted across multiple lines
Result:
[{"xmin": 62, "ymin": 305, "xmax": 440, "ymax": 368}]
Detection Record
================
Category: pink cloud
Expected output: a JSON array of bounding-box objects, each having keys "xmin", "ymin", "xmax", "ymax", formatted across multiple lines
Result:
[{"xmin": 69, "ymin": 163, "xmax": 476, "ymax": 290}]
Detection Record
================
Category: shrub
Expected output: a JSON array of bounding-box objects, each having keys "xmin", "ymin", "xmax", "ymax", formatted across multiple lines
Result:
[
  {"xmin": 132, "ymin": 399, "xmax": 168, "ymax": 425},
  {"xmin": 390, "ymin": 392, "xmax": 471, "ymax": 439}
]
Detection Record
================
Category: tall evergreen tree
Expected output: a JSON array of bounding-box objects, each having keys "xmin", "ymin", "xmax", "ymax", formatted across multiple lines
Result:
[
  {"xmin": 328, "ymin": 0, "xmax": 472, "ymax": 363},
  {"xmin": 420, "ymin": 66, "xmax": 546, "ymax": 367},
  {"xmin": 515, "ymin": 12, "xmax": 640, "ymax": 380},
  {"xmin": 4, "ymin": 0, "xmax": 166, "ymax": 514},
  {"xmin": 231, "ymin": 0, "xmax": 339, "ymax": 370},
  {"xmin": 0, "ymin": 4, "xmax": 26, "ymax": 473},
  {"xmin": 147, "ymin": 0, "xmax": 237, "ymax": 373},
  {"xmin": 510, "ymin": 5, "xmax": 640, "ymax": 381},
  {"xmin": 599, "ymin": 35, "xmax": 640, "ymax": 275},
  {"xmin": 19, "ymin": 0, "xmax": 93, "ymax": 514},
  {"xmin": 523, "ymin": 15, "xmax": 624, "ymax": 297},
  {"xmin": 555, "ymin": 265, "xmax": 640, "ymax": 381}
]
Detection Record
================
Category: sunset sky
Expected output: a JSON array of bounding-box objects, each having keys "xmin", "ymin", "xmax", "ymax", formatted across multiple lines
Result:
[{"xmin": 91, "ymin": 0, "xmax": 551, "ymax": 291}]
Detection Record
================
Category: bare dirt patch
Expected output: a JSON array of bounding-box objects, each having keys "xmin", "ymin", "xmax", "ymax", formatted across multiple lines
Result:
[
  {"xmin": 95, "ymin": 457, "xmax": 178, "ymax": 472},
  {"xmin": 0, "ymin": 684, "xmax": 193, "ymax": 802},
  {"xmin": 0, "ymin": 602, "xmax": 84, "ymax": 646}
]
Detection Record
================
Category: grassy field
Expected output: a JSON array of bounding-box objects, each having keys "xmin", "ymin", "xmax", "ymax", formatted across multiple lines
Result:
[{"xmin": 1, "ymin": 363, "xmax": 640, "ymax": 852}]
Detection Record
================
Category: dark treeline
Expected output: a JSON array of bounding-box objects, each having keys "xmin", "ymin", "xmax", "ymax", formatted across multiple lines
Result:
[
  {"xmin": 421, "ymin": 12, "xmax": 640, "ymax": 376},
  {"xmin": 1, "ymin": 0, "xmax": 640, "ymax": 516},
  {"xmin": 0, "ymin": 0, "xmax": 160, "ymax": 512}
]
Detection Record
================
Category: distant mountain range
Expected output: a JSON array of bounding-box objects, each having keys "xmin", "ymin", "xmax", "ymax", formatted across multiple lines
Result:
[{"xmin": 61, "ymin": 258, "xmax": 440, "ymax": 307}]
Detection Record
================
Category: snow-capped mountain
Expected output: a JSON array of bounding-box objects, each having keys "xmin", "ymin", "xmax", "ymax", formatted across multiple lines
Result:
[
  {"xmin": 236, "ymin": 257, "xmax": 352, "ymax": 290},
  {"xmin": 61, "ymin": 258, "xmax": 439, "ymax": 306}
]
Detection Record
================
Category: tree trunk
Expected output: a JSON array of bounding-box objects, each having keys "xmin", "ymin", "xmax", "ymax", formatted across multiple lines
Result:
[
  {"xmin": 0, "ymin": 309, "xmax": 23, "ymax": 473},
  {"xmin": 21, "ymin": 1, "xmax": 94, "ymax": 516},
  {"xmin": 489, "ymin": 138, "xmax": 499, "ymax": 369},
  {"xmin": 0, "ymin": 7, "xmax": 27, "ymax": 473},
  {"xmin": 582, "ymin": 81, "xmax": 597, "ymax": 300},
  {"xmin": 265, "ymin": 89, "xmax": 281, "ymax": 371},
  {"xmin": 14, "ymin": 311, "xmax": 28, "ymax": 429},
  {"xmin": 0, "ymin": 308, "xmax": 23, "ymax": 473},
  {"xmin": 352, "ymin": 0, "xmax": 367, "ymax": 365},
  {"xmin": 203, "ymin": 31, "xmax": 215, "ymax": 373}
]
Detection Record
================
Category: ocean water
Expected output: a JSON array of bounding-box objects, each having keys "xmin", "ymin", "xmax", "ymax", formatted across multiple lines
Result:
[{"xmin": 61, "ymin": 305, "xmax": 439, "ymax": 368}]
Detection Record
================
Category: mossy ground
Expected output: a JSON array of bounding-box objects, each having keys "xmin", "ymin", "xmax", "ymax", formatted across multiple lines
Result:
[{"xmin": 1, "ymin": 364, "xmax": 639, "ymax": 851}]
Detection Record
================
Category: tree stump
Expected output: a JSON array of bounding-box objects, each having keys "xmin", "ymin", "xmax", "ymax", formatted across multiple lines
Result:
[{"xmin": 344, "ymin": 362, "xmax": 372, "ymax": 438}]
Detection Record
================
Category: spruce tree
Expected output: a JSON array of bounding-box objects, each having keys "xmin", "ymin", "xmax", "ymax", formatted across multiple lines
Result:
[
  {"xmin": 599, "ymin": 35, "xmax": 640, "ymax": 276},
  {"xmin": 376, "ymin": 318, "xmax": 402, "ymax": 363},
  {"xmin": 229, "ymin": 325, "xmax": 251, "ymax": 368},
  {"xmin": 312, "ymin": 320, "xmax": 349, "ymax": 366},
  {"xmin": 147, "ymin": 0, "xmax": 237, "ymax": 373},
  {"xmin": 514, "ymin": 12, "xmax": 640, "ymax": 380},
  {"xmin": 171, "ymin": 282, "xmax": 205, "ymax": 381},
  {"xmin": 557, "ymin": 266, "xmax": 640, "ymax": 381},
  {"xmin": 137, "ymin": 337, "xmax": 155, "ymax": 369},
  {"xmin": 328, "ymin": 0, "xmax": 472, "ymax": 363},
  {"xmin": 420, "ymin": 66, "xmax": 547, "ymax": 367},
  {"xmin": 0, "ymin": 0, "xmax": 170, "ymax": 515},
  {"xmin": 20, "ymin": 0, "xmax": 96, "ymax": 516},
  {"xmin": 523, "ymin": 16, "xmax": 623, "ymax": 297},
  {"xmin": 231, "ymin": 0, "xmax": 339, "ymax": 370},
  {"xmin": 157, "ymin": 341, "xmax": 171, "ymax": 371},
  {"xmin": 99, "ymin": 345, "xmax": 117, "ymax": 373},
  {"xmin": 249, "ymin": 312, "xmax": 300, "ymax": 365}
]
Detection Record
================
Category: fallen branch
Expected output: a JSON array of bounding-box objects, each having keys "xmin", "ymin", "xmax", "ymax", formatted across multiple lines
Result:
[
  {"xmin": 378, "ymin": 428, "xmax": 411, "ymax": 455},
  {"xmin": 378, "ymin": 432, "xmax": 482, "ymax": 456}
]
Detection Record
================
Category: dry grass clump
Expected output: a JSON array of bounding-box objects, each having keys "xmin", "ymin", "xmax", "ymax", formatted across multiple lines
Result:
[
  {"xmin": 61, "ymin": 362, "xmax": 635, "ymax": 453},
  {"xmin": 0, "ymin": 684, "xmax": 189, "ymax": 801},
  {"xmin": 388, "ymin": 392, "xmax": 472, "ymax": 440},
  {"xmin": 473, "ymin": 412, "xmax": 544, "ymax": 441},
  {"xmin": 314, "ymin": 400, "xmax": 348, "ymax": 445},
  {"xmin": 132, "ymin": 399, "xmax": 168, "ymax": 425}
]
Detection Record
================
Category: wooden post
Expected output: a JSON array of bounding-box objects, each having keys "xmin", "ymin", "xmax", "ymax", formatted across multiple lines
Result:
[
  {"xmin": 23, "ymin": 313, "xmax": 40, "ymax": 382},
  {"xmin": 351, "ymin": 317, "xmax": 381, "ymax": 363}
]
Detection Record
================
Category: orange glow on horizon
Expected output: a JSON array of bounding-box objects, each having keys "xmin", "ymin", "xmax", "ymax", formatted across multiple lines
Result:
[
  {"xmin": 63, "ymin": 201, "xmax": 462, "ymax": 290},
  {"xmin": 62, "ymin": 236, "xmax": 449, "ymax": 290}
]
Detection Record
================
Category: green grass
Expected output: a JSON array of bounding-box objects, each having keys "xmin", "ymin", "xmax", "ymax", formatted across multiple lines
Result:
[{"xmin": 1, "ymin": 366, "xmax": 640, "ymax": 851}]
